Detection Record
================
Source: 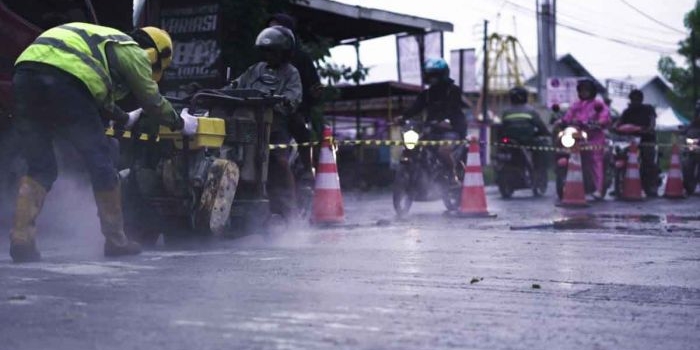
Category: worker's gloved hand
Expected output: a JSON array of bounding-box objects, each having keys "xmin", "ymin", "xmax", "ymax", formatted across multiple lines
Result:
[
  {"xmin": 180, "ymin": 108, "xmax": 199, "ymax": 136},
  {"xmin": 124, "ymin": 108, "xmax": 143, "ymax": 130}
]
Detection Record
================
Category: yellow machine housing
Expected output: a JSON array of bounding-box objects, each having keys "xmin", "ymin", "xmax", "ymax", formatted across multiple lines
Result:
[{"xmin": 159, "ymin": 117, "xmax": 226, "ymax": 149}]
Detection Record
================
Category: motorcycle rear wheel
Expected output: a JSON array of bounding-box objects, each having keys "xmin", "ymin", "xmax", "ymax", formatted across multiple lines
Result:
[{"xmin": 498, "ymin": 180, "xmax": 514, "ymax": 199}]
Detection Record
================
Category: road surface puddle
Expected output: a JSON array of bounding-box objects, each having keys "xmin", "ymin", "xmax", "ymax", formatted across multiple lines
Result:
[{"xmin": 511, "ymin": 213, "xmax": 700, "ymax": 236}]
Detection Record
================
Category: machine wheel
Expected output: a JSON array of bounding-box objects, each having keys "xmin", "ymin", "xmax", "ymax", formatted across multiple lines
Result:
[
  {"xmin": 196, "ymin": 159, "xmax": 239, "ymax": 235},
  {"xmin": 393, "ymin": 165, "xmax": 414, "ymax": 217}
]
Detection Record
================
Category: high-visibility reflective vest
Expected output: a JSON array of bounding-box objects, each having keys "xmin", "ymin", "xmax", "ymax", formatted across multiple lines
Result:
[{"xmin": 16, "ymin": 22, "xmax": 137, "ymax": 109}]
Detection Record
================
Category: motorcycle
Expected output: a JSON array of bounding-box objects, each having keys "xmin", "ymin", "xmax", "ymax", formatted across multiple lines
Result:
[
  {"xmin": 553, "ymin": 122, "xmax": 612, "ymax": 200},
  {"xmin": 681, "ymin": 126, "xmax": 700, "ymax": 195},
  {"xmin": 393, "ymin": 120, "xmax": 465, "ymax": 216},
  {"xmin": 493, "ymin": 136, "xmax": 550, "ymax": 198},
  {"xmin": 610, "ymin": 124, "xmax": 659, "ymax": 197}
]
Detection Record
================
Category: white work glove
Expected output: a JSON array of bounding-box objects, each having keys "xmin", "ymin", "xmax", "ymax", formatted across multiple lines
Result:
[
  {"xmin": 124, "ymin": 108, "xmax": 143, "ymax": 130},
  {"xmin": 180, "ymin": 108, "xmax": 199, "ymax": 136}
]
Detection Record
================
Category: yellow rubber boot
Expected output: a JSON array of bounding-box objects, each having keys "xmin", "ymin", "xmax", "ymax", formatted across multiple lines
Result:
[
  {"xmin": 10, "ymin": 177, "xmax": 47, "ymax": 263},
  {"xmin": 93, "ymin": 183, "xmax": 142, "ymax": 257}
]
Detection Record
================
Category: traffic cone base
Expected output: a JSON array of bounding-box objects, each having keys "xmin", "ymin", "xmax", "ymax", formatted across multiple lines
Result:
[
  {"xmin": 664, "ymin": 144, "xmax": 685, "ymax": 199},
  {"xmin": 620, "ymin": 142, "xmax": 644, "ymax": 201},
  {"xmin": 310, "ymin": 126, "xmax": 345, "ymax": 225},
  {"xmin": 455, "ymin": 137, "xmax": 495, "ymax": 218},
  {"xmin": 557, "ymin": 149, "xmax": 589, "ymax": 208}
]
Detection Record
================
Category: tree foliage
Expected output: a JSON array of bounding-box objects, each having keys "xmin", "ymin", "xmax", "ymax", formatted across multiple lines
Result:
[{"xmin": 658, "ymin": 2, "xmax": 699, "ymax": 116}]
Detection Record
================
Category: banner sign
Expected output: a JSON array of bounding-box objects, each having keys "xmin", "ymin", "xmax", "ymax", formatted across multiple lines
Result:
[
  {"xmin": 159, "ymin": 3, "xmax": 222, "ymax": 96},
  {"xmin": 397, "ymin": 31, "xmax": 443, "ymax": 86},
  {"xmin": 546, "ymin": 77, "xmax": 579, "ymax": 108},
  {"xmin": 449, "ymin": 48, "xmax": 478, "ymax": 93}
]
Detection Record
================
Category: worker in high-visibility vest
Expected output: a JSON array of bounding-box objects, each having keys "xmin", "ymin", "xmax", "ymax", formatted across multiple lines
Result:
[{"xmin": 9, "ymin": 22, "xmax": 198, "ymax": 263}]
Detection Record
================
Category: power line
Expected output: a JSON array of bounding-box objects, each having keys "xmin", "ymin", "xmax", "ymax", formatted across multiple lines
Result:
[
  {"xmin": 555, "ymin": 3, "xmax": 682, "ymax": 46},
  {"xmin": 617, "ymin": 0, "xmax": 686, "ymax": 34},
  {"xmin": 502, "ymin": 1, "xmax": 678, "ymax": 54}
]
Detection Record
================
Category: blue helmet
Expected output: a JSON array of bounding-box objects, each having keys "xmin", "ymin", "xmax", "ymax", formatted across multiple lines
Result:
[
  {"xmin": 424, "ymin": 57, "xmax": 449, "ymax": 74},
  {"xmin": 423, "ymin": 58, "xmax": 449, "ymax": 84}
]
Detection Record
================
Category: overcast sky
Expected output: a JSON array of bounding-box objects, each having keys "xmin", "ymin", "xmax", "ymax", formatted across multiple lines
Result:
[{"xmin": 329, "ymin": 0, "xmax": 694, "ymax": 82}]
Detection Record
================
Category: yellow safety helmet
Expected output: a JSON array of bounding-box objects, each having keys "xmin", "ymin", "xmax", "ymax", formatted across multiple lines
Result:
[{"xmin": 132, "ymin": 26, "xmax": 173, "ymax": 82}]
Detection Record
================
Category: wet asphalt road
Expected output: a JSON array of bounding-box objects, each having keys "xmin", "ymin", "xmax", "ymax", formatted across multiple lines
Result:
[{"xmin": 1, "ymin": 183, "xmax": 700, "ymax": 350}]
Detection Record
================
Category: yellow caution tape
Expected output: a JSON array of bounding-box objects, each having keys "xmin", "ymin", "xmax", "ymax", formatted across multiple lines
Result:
[{"xmin": 103, "ymin": 128, "xmax": 688, "ymax": 153}]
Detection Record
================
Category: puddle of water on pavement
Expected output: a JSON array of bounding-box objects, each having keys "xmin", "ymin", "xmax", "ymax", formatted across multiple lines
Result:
[{"xmin": 511, "ymin": 213, "xmax": 700, "ymax": 234}]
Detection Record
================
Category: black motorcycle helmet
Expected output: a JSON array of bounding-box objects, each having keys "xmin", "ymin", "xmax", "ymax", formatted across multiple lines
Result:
[
  {"xmin": 629, "ymin": 89, "xmax": 644, "ymax": 104},
  {"xmin": 509, "ymin": 86, "xmax": 528, "ymax": 105},
  {"xmin": 576, "ymin": 78, "xmax": 596, "ymax": 100},
  {"xmin": 255, "ymin": 25, "xmax": 295, "ymax": 66}
]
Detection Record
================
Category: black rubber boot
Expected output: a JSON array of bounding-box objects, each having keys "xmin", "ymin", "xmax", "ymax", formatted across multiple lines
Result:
[
  {"xmin": 104, "ymin": 240, "xmax": 142, "ymax": 257},
  {"xmin": 10, "ymin": 243, "xmax": 41, "ymax": 263}
]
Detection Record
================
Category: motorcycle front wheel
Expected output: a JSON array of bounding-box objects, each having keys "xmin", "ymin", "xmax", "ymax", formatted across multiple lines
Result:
[
  {"xmin": 393, "ymin": 165, "xmax": 414, "ymax": 217},
  {"xmin": 442, "ymin": 163, "xmax": 464, "ymax": 211}
]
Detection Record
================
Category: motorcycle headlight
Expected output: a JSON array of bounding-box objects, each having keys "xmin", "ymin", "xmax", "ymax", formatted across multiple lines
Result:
[
  {"xmin": 403, "ymin": 129, "xmax": 420, "ymax": 150},
  {"xmin": 561, "ymin": 133, "xmax": 576, "ymax": 148},
  {"xmin": 686, "ymin": 138, "xmax": 699, "ymax": 145}
]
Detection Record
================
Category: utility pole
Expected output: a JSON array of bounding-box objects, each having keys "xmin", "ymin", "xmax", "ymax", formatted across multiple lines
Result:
[
  {"xmin": 537, "ymin": 0, "xmax": 556, "ymax": 105},
  {"xmin": 693, "ymin": 29, "xmax": 698, "ymax": 105},
  {"xmin": 481, "ymin": 20, "xmax": 489, "ymax": 165}
]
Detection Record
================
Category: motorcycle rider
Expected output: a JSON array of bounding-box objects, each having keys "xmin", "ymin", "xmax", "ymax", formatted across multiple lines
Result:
[
  {"xmin": 558, "ymin": 78, "xmax": 611, "ymax": 200},
  {"xmin": 402, "ymin": 58, "xmax": 467, "ymax": 182},
  {"xmin": 267, "ymin": 14, "xmax": 323, "ymax": 181},
  {"xmin": 499, "ymin": 86, "xmax": 551, "ymax": 175},
  {"xmin": 613, "ymin": 89, "xmax": 659, "ymax": 196},
  {"xmin": 9, "ymin": 23, "xmax": 197, "ymax": 262},
  {"xmin": 232, "ymin": 26, "xmax": 302, "ymax": 219}
]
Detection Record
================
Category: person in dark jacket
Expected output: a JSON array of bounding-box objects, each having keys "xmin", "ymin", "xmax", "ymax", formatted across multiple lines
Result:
[
  {"xmin": 499, "ymin": 86, "xmax": 551, "ymax": 174},
  {"xmin": 402, "ymin": 58, "xmax": 467, "ymax": 180},
  {"xmin": 614, "ymin": 89, "xmax": 659, "ymax": 195},
  {"xmin": 267, "ymin": 13, "xmax": 322, "ymax": 179}
]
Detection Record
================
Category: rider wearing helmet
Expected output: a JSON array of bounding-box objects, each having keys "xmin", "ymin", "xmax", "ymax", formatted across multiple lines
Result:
[
  {"xmin": 232, "ymin": 25, "xmax": 302, "ymax": 219},
  {"xmin": 614, "ymin": 89, "xmax": 658, "ymax": 195},
  {"xmin": 499, "ymin": 86, "xmax": 551, "ymax": 170},
  {"xmin": 9, "ymin": 22, "xmax": 195, "ymax": 262},
  {"xmin": 559, "ymin": 78, "xmax": 611, "ymax": 199},
  {"xmin": 403, "ymin": 58, "xmax": 467, "ymax": 181},
  {"xmin": 267, "ymin": 14, "xmax": 322, "ymax": 180},
  {"xmin": 500, "ymin": 86, "xmax": 550, "ymax": 141}
]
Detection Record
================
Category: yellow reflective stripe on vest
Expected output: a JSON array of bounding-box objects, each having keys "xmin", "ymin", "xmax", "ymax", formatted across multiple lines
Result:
[
  {"xmin": 503, "ymin": 112, "xmax": 533, "ymax": 120},
  {"xmin": 31, "ymin": 37, "xmax": 113, "ymax": 98}
]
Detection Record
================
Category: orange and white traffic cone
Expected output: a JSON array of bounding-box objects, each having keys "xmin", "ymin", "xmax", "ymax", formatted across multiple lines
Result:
[
  {"xmin": 310, "ymin": 126, "xmax": 345, "ymax": 225},
  {"xmin": 663, "ymin": 143, "xmax": 685, "ymax": 199},
  {"xmin": 620, "ymin": 141, "xmax": 644, "ymax": 201},
  {"xmin": 456, "ymin": 137, "xmax": 495, "ymax": 218},
  {"xmin": 557, "ymin": 145, "xmax": 589, "ymax": 208}
]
